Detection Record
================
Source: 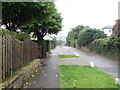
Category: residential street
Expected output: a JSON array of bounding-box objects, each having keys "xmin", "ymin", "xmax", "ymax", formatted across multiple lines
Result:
[
  {"xmin": 24, "ymin": 46, "xmax": 119, "ymax": 88},
  {"xmin": 57, "ymin": 46, "xmax": 119, "ymax": 79}
]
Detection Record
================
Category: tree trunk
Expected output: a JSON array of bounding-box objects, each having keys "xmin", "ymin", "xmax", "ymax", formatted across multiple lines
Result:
[{"xmin": 37, "ymin": 34, "xmax": 44, "ymax": 41}]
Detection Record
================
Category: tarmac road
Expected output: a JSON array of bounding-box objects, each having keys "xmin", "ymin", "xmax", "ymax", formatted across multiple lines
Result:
[{"xmin": 24, "ymin": 46, "xmax": 120, "ymax": 88}]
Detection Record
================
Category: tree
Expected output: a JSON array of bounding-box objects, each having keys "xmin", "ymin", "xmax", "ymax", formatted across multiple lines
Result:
[
  {"xmin": 2, "ymin": 2, "xmax": 38, "ymax": 31},
  {"xmin": 32, "ymin": 12, "xmax": 62, "ymax": 41},
  {"xmin": 2, "ymin": 2, "xmax": 62, "ymax": 41},
  {"xmin": 112, "ymin": 19, "xmax": 120, "ymax": 37},
  {"xmin": 66, "ymin": 25, "xmax": 89, "ymax": 46},
  {"xmin": 20, "ymin": 3, "xmax": 62, "ymax": 41},
  {"xmin": 77, "ymin": 28, "xmax": 107, "ymax": 47}
]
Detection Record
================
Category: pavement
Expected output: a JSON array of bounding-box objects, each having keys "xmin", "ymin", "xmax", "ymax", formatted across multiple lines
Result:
[
  {"xmin": 24, "ymin": 49, "xmax": 60, "ymax": 88},
  {"xmin": 24, "ymin": 46, "xmax": 120, "ymax": 88}
]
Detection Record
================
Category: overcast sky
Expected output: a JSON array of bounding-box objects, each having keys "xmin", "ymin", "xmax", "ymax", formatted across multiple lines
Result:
[{"xmin": 55, "ymin": 0, "xmax": 119, "ymax": 37}]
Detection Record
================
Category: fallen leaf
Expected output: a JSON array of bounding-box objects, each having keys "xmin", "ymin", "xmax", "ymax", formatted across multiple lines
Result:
[
  {"xmin": 44, "ymin": 74, "xmax": 47, "ymax": 76},
  {"xmin": 14, "ymin": 86, "xmax": 16, "ymax": 88},
  {"xmin": 73, "ymin": 80, "xmax": 76, "ymax": 82},
  {"xmin": 34, "ymin": 82, "xmax": 36, "ymax": 84},
  {"xmin": 25, "ymin": 82, "xmax": 29, "ymax": 85},
  {"xmin": 73, "ymin": 83, "xmax": 75, "ymax": 86},
  {"xmin": 28, "ymin": 83, "xmax": 31, "ymax": 85},
  {"xmin": 31, "ymin": 75, "xmax": 35, "ymax": 77}
]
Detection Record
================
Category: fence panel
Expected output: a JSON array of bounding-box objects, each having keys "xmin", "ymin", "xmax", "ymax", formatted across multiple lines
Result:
[
  {"xmin": 0, "ymin": 35, "xmax": 2, "ymax": 82},
  {"xmin": 1, "ymin": 32, "xmax": 50, "ymax": 81},
  {"xmin": 2, "ymin": 34, "xmax": 6, "ymax": 80},
  {"xmin": 1, "ymin": 34, "xmax": 42, "ymax": 81}
]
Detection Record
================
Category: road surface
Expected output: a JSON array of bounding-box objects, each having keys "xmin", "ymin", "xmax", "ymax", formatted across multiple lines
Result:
[{"xmin": 24, "ymin": 46, "xmax": 120, "ymax": 88}]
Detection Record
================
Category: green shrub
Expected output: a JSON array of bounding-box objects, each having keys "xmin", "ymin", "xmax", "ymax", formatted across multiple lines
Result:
[
  {"xmin": 0, "ymin": 29, "xmax": 30, "ymax": 41},
  {"xmin": 34, "ymin": 40, "xmax": 46, "ymax": 46},
  {"xmin": 77, "ymin": 28, "xmax": 107, "ymax": 47},
  {"xmin": 12, "ymin": 32, "xmax": 30, "ymax": 41},
  {"xmin": 66, "ymin": 25, "xmax": 89, "ymax": 47},
  {"xmin": 88, "ymin": 36, "xmax": 120, "ymax": 59},
  {"xmin": 51, "ymin": 38, "xmax": 57, "ymax": 46},
  {"xmin": 0, "ymin": 29, "xmax": 10, "ymax": 35}
]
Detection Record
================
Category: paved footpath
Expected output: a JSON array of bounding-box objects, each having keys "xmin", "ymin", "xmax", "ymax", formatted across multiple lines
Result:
[
  {"xmin": 24, "ymin": 48, "xmax": 60, "ymax": 88},
  {"xmin": 24, "ymin": 46, "xmax": 120, "ymax": 88}
]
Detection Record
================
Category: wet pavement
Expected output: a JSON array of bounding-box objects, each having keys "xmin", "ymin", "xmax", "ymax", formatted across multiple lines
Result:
[
  {"xmin": 24, "ymin": 50, "xmax": 60, "ymax": 88},
  {"xmin": 24, "ymin": 46, "xmax": 120, "ymax": 88}
]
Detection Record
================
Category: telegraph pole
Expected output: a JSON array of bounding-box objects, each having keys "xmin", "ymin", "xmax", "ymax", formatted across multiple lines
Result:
[{"xmin": 60, "ymin": 33, "xmax": 61, "ymax": 46}]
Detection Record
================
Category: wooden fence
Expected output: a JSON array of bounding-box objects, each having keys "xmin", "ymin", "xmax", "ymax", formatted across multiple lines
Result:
[
  {"xmin": 0, "ymin": 34, "xmax": 2, "ymax": 83},
  {"xmin": 0, "ymin": 33, "xmax": 48, "ymax": 82}
]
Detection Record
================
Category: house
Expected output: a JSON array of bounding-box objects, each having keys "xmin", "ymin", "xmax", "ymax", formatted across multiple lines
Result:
[{"xmin": 101, "ymin": 25, "xmax": 113, "ymax": 36}]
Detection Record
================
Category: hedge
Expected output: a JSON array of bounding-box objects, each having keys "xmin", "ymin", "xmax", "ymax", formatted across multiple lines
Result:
[{"xmin": 88, "ymin": 36, "xmax": 120, "ymax": 60}]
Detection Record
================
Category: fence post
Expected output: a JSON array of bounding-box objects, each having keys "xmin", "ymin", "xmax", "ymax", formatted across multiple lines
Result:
[{"xmin": 0, "ymin": 35, "xmax": 2, "ymax": 83}]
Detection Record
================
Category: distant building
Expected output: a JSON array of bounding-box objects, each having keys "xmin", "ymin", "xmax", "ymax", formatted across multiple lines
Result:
[
  {"xmin": 43, "ymin": 34, "xmax": 56, "ymax": 40},
  {"xmin": 102, "ymin": 25, "xmax": 113, "ymax": 36}
]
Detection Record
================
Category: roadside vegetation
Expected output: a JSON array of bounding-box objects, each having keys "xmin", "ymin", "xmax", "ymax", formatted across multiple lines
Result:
[
  {"xmin": 77, "ymin": 27, "xmax": 107, "ymax": 47},
  {"xmin": 59, "ymin": 65, "xmax": 119, "ymax": 88},
  {"xmin": 66, "ymin": 20, "xmax": 120, "ymax": 60},
  {"xmin": 88, "ymin": 36, "xmax": 120, "ymax": 59},
  {"xmin": 0, "ymin": 29, "xmax": 30, "ymax": 41},
  {"xmin": 2, "ymin": 2, "xmax": 62, "ymax": 43},
  {"xmin": 58, "ymin": 55, "xmax": 79, "ymax": 58}
]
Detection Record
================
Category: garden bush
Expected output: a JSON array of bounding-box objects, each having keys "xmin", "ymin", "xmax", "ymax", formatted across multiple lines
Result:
[
  {"xmin": 88, "ymin": 36, "xmax": 120, "ymax": 60},
  {"xmin": 51, "ymin": 38, "xmax": 57, "ymax": 47},
  {"xmin": 0, "ymin": 28, "xmax": 10, "ymax": 35},
  {"xmin": 12, "ymin": 32, "xmax": 30, "ymax": 41},
  {"xmin": 0, "ymin": 29, "xmax": 30, "ymax": 41},
  {"xmin": 77, "ymin": 28, "xmax": 107, "ymax": 47}
]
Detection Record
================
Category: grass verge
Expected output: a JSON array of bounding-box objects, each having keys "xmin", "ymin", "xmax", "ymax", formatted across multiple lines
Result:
[
  {"xmin": 58, "ymin": 55, "xmax": 79, "ymax": 58},
  {"xmin": 59, "ymin": 65, "xmax": 119, "ymax": 88}
]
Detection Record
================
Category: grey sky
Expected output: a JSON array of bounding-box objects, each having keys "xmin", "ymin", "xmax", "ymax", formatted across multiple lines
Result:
[{"xmin": 55, "ymin": 0, "xmax": 119, "ymax": 37}]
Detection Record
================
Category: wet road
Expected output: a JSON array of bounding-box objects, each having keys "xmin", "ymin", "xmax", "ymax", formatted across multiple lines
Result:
[
  {"xmin": 55, "ymin": 46, "xmax": 119, "ymax": 79},
  {"xmin": 24, "ymin": 46, "xmax": 120, "ymax": 88}
]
